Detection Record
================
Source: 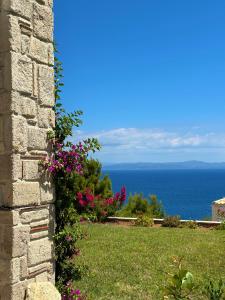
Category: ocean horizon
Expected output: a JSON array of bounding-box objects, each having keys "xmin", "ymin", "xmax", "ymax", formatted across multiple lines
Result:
[{"xmin": 102, "ymin": 169, "xmax": 225, "ymax": 220}]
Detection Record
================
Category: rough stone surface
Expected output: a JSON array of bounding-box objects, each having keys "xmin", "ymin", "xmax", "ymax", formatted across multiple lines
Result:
[
  {"xmin": 28, "ymin": 238, "xmax": 53, "ymax": 266},
  {"xmin": 38, "ymin": 65, "xmax": 54, "ymax": 107},
  {"xmin": 0, "ymin": 0, "xmax": 55, "ymax": 298},
  {"xmin": 33, "ymin": 4, "xmax": 53, "ymax": 42},
  {"xmin": 28, "ymin": 127, "xmax": 48, "ymax": 150},
  {"xmin": 11, "ymin": 53, "xmax": 33, "ymax": 95},
  {"xmin": 12, "ymin": 182, "xmax": 40, "ymax": 206},
  {"xmin": 26, "ymin": 282, "xmax": 61, "ymax": 300},
  {"xmin": 22, "ymin": 160, "xmax": 40, "ymax": 180}
]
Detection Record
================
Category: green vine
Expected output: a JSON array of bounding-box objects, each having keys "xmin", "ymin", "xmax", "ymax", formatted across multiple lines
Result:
[{"xmin": 52, "ymin": 46, "xmax": 100, "ymax": 292}]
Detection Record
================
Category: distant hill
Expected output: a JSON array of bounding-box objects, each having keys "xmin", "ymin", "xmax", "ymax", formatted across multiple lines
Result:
[{"xmin": 103, "ymin": 161, "xmax": 225, "ymax": 170}]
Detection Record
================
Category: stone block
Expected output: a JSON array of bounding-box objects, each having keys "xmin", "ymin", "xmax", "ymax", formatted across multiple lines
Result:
[
  {"xmin": 0, "ymin": 115, "xmax": 12, "ymax": 154},
  {"xmin": 26, "ymin": 282, "xmax": 61, "ymax": 300},
  {"xmin": 11, "ymin": 92, "xmax": 37, "ymax": 119},
  {"xmin": 11, "ymin": 281, "xmax": 27, "ymax": 300},
  {"xmin": 33, "ymin": 3, "xmax": 53, "ymax": 42},
  {"xmin": 11, "ymin": 258, "xmax": 20, "ymax": 284},
  {"xmin": 0, "ymin": 154, "xmax": 21, "ymax": 182},
  {"xmin": 11, "ymin": 52, "xmax": 33, "ymax": 95},
  {"xmin": 28, "ymin": 238, "xmax": 53, "ymax": 266},
  {"xmin": 0, "ymin": 210, "xmax": 19, "ymax": 226},
  {"xmin": 38, "ymin": 65, "xmax": 54, "ymax": 107},
  {"xmin": 2, "ymin": 0, "xmax": 33, "ymax": 20},
  {"xmin": 38, "ymin": 107, "xmax": 55, "ymax": 128},
  {"xmin": 0, "ymin": 284, "xmax": 11, "ymax": 300},
  {"xmin": 0, "ymin": 183, "xmax": 12, "ymax": 208},
  {"xmin": 0, "ymin": 155, "xmax": 10, "ymax": 181},
  {"xmin": 0, "ymin": 257, "xmax": 19, "ymax": 284},
  {"xmin": 0, "ymin": 259, "xmax": 9, "ymax": 283},
  {"xmin": 35, "ymin": 272, "xmax": 48, "ymax": 282},
  {"xmin": 12, "ymin": 182, "xmax": 40, "ymax": 206},
  {"xmin": 0, "ymin": 12, "xmax": 10, "ymax": 53},
  {"xmin": 20, "ymin": 208, "xmax": 49, "ymax": 224},
  {"xmin": 0, "ymin": 224, "xmax": 14, "ymax": 258},
  {"xmin": 12, "ymin": 116, "xmax": 28, "ymax": 154},
  {"xmin": 12, "ymin": 225, "xmax": 30, "ymax": 258},
  {"xmin": 12, "ymin": 154, "xmax": 23, "ymax": 181},
  {"xmin": 48, "ymin": 43, "xmax": 54, "ymax": 66},
  {"xmin": 22, "ymin": 160, "xmax": 40, "ymax": 180},
  {"xmin": 0, "ymin": 52, "xmax": 11, "ymax": 91},
  {"xmin": 8, "ymin": 15, "xmax": 21, "ymax": 53},
  {"xmin": 0, "ymin": 92, "xmax": 11, "ymax": 114},
  {"xmin": 29, "ymin": 37, "xmax": 50, "ymax": 65},
  {"xmin": 36, "ymin": 0, "xmax": 53, "ymax": 7},
  {"xmin": 28, "ymin": 127, "xmax": 48, "ymax": 150},
  {"xmin": 7, "ymin": 16, "xmax": 32, "ymax": 54},
  {"xmin": 40, "ymin": 181, "xmax": 54, "ymax": 204},
  {"xmin": 20, "ymin": 256, "xmax": 28, "ymax": 279}
]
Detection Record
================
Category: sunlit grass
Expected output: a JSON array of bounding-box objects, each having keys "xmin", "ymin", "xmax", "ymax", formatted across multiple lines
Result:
[{"xmin": 76, "ymin": 223, "xmax": 225, "ymax": 300}]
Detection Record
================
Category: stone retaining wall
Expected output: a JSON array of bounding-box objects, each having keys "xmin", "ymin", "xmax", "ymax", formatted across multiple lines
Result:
[{"xmin": 0, "ymin": 0, "xmax": 55, "ymax": 299}]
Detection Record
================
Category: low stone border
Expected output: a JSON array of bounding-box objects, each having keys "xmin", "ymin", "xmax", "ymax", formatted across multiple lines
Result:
[{"xmin": 107, "ymin": 217, "xmax": 221, "ymax": 228}]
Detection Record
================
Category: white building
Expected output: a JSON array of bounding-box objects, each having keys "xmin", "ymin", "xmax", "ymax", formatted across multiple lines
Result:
[{"xmin": 212, "ymin": 198, "xmax": 225, "ymax": 221}]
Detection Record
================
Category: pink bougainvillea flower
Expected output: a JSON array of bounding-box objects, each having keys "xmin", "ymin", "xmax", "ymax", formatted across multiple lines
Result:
[
  {"xmin": 86, "ymin": 192, "xmax": 94, "ymax": 203},
  {"xmin": 79, "ymin": 199, "xmax": 87, "ymax": 207},
  {"xmin": 120, "ymin": 186, "xmax": 126, "ymax": 202},
  {"xmin": 75, "ymin": 290, "xmax": 81, "ymax": 295}
]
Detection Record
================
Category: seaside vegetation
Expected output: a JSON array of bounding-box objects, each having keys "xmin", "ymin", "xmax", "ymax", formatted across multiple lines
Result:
[
  {"xmin": 116, "ymin": 192, "xmax": 165, "ymax": 218},
  {"xmin": 75, "ymin": 223, "xmax": 225, "ymax": 300}
]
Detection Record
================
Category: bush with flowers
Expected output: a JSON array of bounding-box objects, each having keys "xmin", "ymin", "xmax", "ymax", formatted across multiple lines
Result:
[
  {"xmin": 77, "ymin": 186, "xmax": 126, "ymax": 221},
  {"xmin": 41, "ymin": 48, "xmax": 101, "ymax": 295},
  {"xmin": 43, "ymin": 49, "xmax": 127, "ymax": 297}
]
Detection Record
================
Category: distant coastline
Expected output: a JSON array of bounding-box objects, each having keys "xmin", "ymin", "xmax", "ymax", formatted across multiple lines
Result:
[{"xmin": 103, "ymin": 160, "xmax": 225, "ymax": 171}]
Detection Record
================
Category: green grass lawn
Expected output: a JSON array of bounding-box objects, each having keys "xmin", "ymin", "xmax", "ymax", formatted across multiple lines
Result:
[{"xmin": 76, "ymin": 223, "xmax": 225, "ymax": 300}]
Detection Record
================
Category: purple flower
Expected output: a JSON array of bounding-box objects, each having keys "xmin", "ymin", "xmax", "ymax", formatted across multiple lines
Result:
[
  {"xmin": 75, "ymin": 290, "xmax": 81, "ymax": 295},
  {"xmin": 65, "ymin": 235, "xmax": 72, "ymax": 242}
]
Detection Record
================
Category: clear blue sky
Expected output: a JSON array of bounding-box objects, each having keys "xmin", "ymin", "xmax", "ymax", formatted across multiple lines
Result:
[{"xmin": 54, "ymin": 0, "xmax": 225, "ymax": 163}]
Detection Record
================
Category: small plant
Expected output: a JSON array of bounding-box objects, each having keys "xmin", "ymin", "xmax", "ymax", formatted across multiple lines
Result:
[
  {"xmin": 203, "ymin": 279, "xmax": 225, "ymax": 300},
  {"xmin": 182, "ymin": 221, "xmax": 198, "ymax": 229},
  {"xmin": 134, "ymin": 215, "xmax": 154, "ymax": 227},
  {"xmin": 61, "ymin": 281, "xmax": 86, "ymax": 300},
  {"xmin": 162, "ymin": 216, "xmax": 181, "ymax": 228},
  {"xmin": 215, "ymin": 221, "xmax": 225, "ymax": 230},
  {"xmin": 163, "ymin": 257, "xmax": 197, "ymax": 299}
]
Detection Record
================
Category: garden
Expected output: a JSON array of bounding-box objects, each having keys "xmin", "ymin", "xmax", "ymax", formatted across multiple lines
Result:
[{"xmin": 44, "ymin": 50, "xmax": 225, "ymax": 300}]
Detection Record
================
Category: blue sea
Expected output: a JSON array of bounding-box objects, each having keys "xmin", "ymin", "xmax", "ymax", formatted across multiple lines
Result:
[{"xmin": 103, "ymin": 169, "xmax": 225, "ymax": 220}]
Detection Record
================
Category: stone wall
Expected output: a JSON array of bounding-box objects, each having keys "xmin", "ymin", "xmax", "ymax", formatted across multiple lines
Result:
[{"xmin": 0, "ymin": 0, "xmax": 55, "ymax": 299}]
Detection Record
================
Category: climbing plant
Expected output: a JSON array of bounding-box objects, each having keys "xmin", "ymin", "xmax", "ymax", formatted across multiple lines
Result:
[{"xmin": 42, "ymin": 46, "xmax": 100, "ymax": 292}]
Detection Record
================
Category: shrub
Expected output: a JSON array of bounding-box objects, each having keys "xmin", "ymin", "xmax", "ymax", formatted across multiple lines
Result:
[
  {"xmin": 77, "ymin": 186, "xmax": 126, "ymax": 221},
  {"xmin": 182, "ymin": 221, "xmax": 198, "ymax": 229},
  {"xmin": 215, "ymin": 221, "xmax": 225, "ymax": 230},
  {"xmin": 117, "ymin": 193, "xmax": 165, "ymax": 218},
  {"xmin": 162, "ymin": 216, "xmax": 181, "ymax": 228},
  {"xmin": 134, "ymin": 215, "xmax": 154, "ymax": 227}
]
